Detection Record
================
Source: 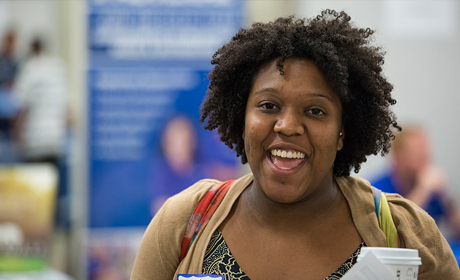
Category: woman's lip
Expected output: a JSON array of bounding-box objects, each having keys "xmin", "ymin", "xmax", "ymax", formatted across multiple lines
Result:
[{"xmin": 266, "ymin": 152, "xmax": 307, "ymax": 175}]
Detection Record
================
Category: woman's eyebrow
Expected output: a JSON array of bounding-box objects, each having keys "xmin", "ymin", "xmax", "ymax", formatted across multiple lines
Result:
[
  {"xmin": 307, "ymin": 93, "xmax": 334, "ymax": 103},
  {"xmin": 253, "ymin": 88, "xmax": 334, "ymax": 103},
  {"xmin": 253, "ymin": 87, "xmax": 278, "ymax": 95}
]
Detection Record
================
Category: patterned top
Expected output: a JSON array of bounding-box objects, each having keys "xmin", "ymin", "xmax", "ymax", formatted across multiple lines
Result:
[{"xmin": 202, "ymin": 229, "xmax": 366, "ymax": 280}]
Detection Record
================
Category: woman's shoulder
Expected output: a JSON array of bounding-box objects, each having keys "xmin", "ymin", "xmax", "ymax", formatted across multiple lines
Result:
[
  {"xmin": 383, "ymin": 192, "xmax": 443, "ymax": 247},
  {"xmin": 383, "ymin": 192, "xmax": 441, "ymax": 244},
  {"xmin": 165, "ymin": 178, "xmax": 223, "ymax": 208},
  {"xmin": 335, "ymin": 175, "xmax": 375, "ymax": 205},
  {"xmin": 157, "ymin": 179, "xmax": 220, "ymax": 221},
  {"xmin": 337, "ymin": 176, "xmax": 459, "ymax": 278},
  {"xmin": 384, "ymin": 192, "xmax": 430, "ymax": 221},
  {"xmin": 131, "ymin": 178, "xmax": 223, "ymax": 280},
  {"xmin": 385, "ymin": 193, "xmax": 459, "ymax": 278},
  {"xmin": 155, "ymin": 174, "xmax": 252, "ymax": 233},
  {"xmin": 339, "ymin": 175, "xmax": 445, "ymax": 243}
]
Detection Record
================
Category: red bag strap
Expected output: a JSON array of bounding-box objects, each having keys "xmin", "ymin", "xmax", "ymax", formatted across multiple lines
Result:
[{"xmin": 179, "ymin": 180, "xmax": 234, "ymax": 262}]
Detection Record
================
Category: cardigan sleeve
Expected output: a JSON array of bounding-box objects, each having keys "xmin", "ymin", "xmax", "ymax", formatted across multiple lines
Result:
[
  {"xmin": 386, "ymin": 193, "xmax": 460, "ymax": 280},
  {"xmin": 130, "ymin": 179, "xmax": 220, "ymax": 280}
]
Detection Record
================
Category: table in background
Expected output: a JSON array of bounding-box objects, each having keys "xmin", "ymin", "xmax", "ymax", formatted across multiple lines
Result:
[{"xmin": 0, "ymin": 269, "xmax": 73, "ymax": 280}]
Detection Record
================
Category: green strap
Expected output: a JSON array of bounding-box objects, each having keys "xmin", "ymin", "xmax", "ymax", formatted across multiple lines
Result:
[{"xmin": 372, "ymin": 186, "xmax": 399, "ymax": 248}]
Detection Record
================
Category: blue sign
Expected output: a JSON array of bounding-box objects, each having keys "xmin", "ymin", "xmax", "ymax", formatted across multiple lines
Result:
[
  {"xmin": 88, "ymin": 0, "xmax": 243, "ymax": 228},
  {"xmin": 88, "ymin": 0, "xmax": 243, "ymax": 64}
]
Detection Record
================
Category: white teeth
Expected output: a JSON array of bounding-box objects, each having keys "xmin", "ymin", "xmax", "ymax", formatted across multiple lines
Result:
[{"xmin": 270, "ymin": 149, "xmax": 306, "ymax": 159}]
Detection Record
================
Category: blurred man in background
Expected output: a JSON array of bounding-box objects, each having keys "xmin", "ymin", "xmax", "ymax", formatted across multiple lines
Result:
[
  {"xmin": 12, "ymin": 37, "xmax": 68, "ymax": 166},
  {"xmin": 0, "ymin": 30, "xmax": 18, "ymax": 90},
  {"xmin": 0, "ymin": 30, "xmax": 19, "ymax": 162},
  {"xmin": 12, "ymin": 37, "xmax": 70, "ymax": 229},
  {"xmin": 372, "ymin": 126, "xmax": 460, "ymax": 241}
]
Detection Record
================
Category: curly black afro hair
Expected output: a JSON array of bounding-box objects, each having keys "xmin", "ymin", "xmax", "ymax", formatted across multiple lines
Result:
[{"xmin": 200, "ymin": 9, "xmax": 400, "ymax": 177}]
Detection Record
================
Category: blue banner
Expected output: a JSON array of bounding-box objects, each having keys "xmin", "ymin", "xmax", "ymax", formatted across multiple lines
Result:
[
  {"xmin": 88, "ymin": 0, "xmax": 243, "ymax": 64},
  {"xmin": 88, "ymin": 0, "xmax": 243, "ymax": 228}
]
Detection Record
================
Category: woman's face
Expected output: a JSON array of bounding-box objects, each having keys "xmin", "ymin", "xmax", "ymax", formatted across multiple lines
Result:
[{"xmin": 243, "ymin": 59, "xmax": 344, "ymax": 203}]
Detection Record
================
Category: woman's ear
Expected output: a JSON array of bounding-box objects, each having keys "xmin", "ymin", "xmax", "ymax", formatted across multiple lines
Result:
[{"xmin": 337, "ymin": 128, "xmax": 344, "ymax": 151}]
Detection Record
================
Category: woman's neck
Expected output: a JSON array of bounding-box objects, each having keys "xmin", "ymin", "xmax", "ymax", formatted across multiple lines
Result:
[{"xmin": 241, "ymin": 176, "xmax": 342, "ymax": 232}]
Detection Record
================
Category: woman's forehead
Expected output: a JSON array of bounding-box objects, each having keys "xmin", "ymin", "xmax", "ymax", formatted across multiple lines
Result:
[{"xmin": 251, "ymin": 58, "xmax": 340, "ymax": 101}]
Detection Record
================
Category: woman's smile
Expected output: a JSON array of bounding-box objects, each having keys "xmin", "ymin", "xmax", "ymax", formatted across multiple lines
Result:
[
  {"xmin": 269, "ymin": 149, "xmax": 306, "ymax": 170},
  {"xmin": 270, "ymin": 149, "xmax": 306, "ymax": 159},
  {"xmin": 267, "ymin": 145, "xmax": 308, "ymax": 174}
]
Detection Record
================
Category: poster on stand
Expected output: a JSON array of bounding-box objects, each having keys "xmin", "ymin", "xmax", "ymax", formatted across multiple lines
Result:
[{"xmin": 87, "ymin": 1, "xmax": 244, "ymax": 279}]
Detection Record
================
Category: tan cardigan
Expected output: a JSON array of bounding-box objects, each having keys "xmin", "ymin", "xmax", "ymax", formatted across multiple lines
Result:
[{"xmin": 130, "ymin": 173, "xmax": 460, "ymax": 280}]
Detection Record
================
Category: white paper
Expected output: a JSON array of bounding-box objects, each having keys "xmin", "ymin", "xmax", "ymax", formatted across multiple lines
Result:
[{"xmin": 342, "ymin": 252, "xmax": 398, "ymax": 280}]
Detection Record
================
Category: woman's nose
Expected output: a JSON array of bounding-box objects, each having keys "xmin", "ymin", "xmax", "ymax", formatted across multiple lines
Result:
[{"xmin": 273, "ymin": 109, "xmax": 305, "ymax": 136}]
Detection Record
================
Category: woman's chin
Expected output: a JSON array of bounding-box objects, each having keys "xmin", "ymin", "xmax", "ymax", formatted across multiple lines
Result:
[{"xmin": 261, "ymin": 182, "xmax": 309, "ymax": 204}]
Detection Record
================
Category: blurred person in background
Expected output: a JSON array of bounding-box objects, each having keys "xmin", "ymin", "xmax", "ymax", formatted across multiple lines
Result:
[
  {"xmin": 12, "ymin": 37, "xmax": 68, "ymax": 166},
  {"xmin": 150, "ymin": 115, "xmax": 207, "ymax": 215},
  {"xmin": 12, "ymin": 37, "xmax": 70, "ymax": 228},
  {"xmin": 151, "ymin": 115, "xmax": 239, "ymax": 216},
  {"xmin": 372, "ymin": 126, "xmax": 460, "ymax": 241},
  {"xmin": 0, "ymin": 30, "xmax": 19, "ymax": 162},
  {"xmin": 0, "ymin": 30, "xmax": 18, "ymax": 90}
]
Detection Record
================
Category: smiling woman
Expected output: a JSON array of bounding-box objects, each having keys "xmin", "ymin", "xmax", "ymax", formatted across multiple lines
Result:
[{"xmin": 131, "ymin": 10, "xmax": 460, "ymax": 280}]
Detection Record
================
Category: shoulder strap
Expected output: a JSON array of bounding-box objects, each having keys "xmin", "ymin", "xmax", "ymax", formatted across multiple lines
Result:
[
  {"xmin": 179, "ymin": 180, "xmax": 234, "ymax": 262},
  {"xmin": 371, "ymin": 186, "xmax": 400, "ymax": 248}
]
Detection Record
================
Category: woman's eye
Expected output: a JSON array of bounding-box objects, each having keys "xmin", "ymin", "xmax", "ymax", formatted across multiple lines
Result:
[
  {"xmin": 307, "ymin": 108, "xmax": 324, "ymax": 115},
  {"xmin": 261, "ymin": 103, "xmax": 278, "ymax": 110}
]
